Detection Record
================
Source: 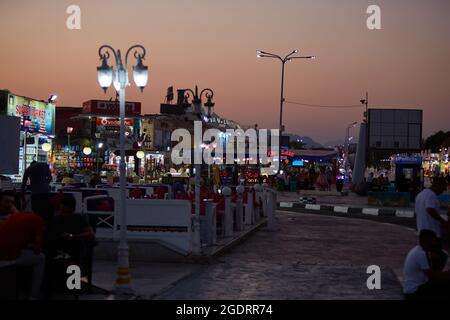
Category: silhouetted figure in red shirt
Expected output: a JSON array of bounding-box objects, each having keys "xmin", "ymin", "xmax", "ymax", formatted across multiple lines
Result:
[{"xmin": 0, "ymin": 192, "xmax": 45, "ymax": 300}]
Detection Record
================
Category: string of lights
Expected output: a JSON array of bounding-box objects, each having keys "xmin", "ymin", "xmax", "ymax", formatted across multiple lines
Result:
[{"xmin": 285, "ymin": 100, "xmax": 363, "ymax": 108}]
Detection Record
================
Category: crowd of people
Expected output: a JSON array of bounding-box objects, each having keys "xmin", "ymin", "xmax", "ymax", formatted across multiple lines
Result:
[
  {"xmin": 0, "ymin": 161, "xmax": 95, "ymax": 299},
  {"xmin": 2, "ymin": 159, "xmax": 450, "ymax": 300},
  {"xmin": 275, "ymin": 166, "xmax": 336, "ymax": 192}
]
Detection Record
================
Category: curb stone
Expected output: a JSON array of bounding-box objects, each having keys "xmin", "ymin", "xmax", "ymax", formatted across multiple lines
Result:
[{"xmin": 278, "ymin": 202, "xmax": 415, "ymax": 219}]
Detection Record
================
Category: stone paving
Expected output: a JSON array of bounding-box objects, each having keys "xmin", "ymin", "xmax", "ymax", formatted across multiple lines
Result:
[{"xmin": 156, "ymin": 210, "xmax": 418, "ymax": 300}]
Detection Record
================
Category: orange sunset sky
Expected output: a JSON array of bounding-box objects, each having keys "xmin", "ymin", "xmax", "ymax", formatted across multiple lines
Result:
[{"xmin": 0, "ymin": 0, "xmax": 449, "ymax": 144}]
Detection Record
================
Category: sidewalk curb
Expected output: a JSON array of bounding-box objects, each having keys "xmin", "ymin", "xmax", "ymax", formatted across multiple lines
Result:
[{"xmin": 278, "ymin": 202, "xmax": 415, "ymax": 219}]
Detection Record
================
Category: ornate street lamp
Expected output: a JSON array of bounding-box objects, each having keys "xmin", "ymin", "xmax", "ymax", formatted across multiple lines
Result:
[
  {"xmin": 96, "ymin": 44, "xmax": 149, "ymax": 295},
  {"xmin": 183, "ymin": 86, "xmax": 214, "ymax": 254}
]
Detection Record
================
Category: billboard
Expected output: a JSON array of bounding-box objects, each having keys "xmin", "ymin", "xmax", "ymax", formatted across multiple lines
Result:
[
  {"xmin": 83, "ymin": 100, "xmax": 141, "ymax": 116},
  {"xmin": 368, "ymin": 109, "xmax": 422, "ymax": 150},
  {"xmin": 6, "ymin": 94, "xmax": 55, "ymax": 135}
]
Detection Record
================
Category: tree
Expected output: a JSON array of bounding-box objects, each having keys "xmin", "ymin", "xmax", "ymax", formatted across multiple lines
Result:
[
  {"xmin": 289, "ymin": 141, "xmax": 306, "ymax": 149},
  {"xmin": 423, "ymin": 131, "xmax": 450, "ymax": 152}
]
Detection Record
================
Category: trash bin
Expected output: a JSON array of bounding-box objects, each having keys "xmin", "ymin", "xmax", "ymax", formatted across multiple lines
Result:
[{"xmin": 289, "ymin": 180, "xmax": 297, "ymax": 192}]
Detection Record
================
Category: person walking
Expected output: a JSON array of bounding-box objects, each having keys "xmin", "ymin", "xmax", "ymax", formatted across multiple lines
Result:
[
  {"xmin": 415, "ymin": 178, "xmax": 449, "ymax": 249},
  {"xmin": 21, "ymin": 161, "xmax": 53, "ymax": 223}
]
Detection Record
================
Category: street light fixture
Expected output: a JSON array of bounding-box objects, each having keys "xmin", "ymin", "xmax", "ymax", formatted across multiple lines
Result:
[
  {"xmin": 48, "ymin": 95, "xmax": 58, "ymax": 103},
  {"xmin": 360, "ymin": 92, "xmax": 369, "ymax": 122},
  {"xmin": 96, "ymin": 44, "xmax": 149, "ymax": 295},
  {"xmin": 256, "ymin": 49, "xmax": 315, "ymax": 173},
  {"xmin": 183, "ymin": 86, "xmax": 214, "ymax": 254}
]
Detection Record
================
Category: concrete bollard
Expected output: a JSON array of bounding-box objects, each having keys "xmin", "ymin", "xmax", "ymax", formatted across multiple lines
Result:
[
  {"xmin": 266, "ymin": 188, "xmax": 276, "ymax": 231},
  {"xmin": 245, "ymin": 189, "xmax": 254, "ymax": 225},
  {"xmin": 222, "ymin": 186, "xmax": 233, "ymax": 237},
  {"xmin": 254, "ymin": 184, "xmax": 263, "ymax": 220},
  {"xmin": 235, "ymin": 185, "xmax": 245, "ymax": 231},
  {"xmin": 204, "ymin": 201, "xmax": 217, "ymax": 245}
]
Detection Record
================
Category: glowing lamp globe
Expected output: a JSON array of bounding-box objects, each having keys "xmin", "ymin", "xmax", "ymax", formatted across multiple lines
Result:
[
  {"xmin": 136, "ymin": 151, "xmax": 145, "ymax": 159},
  {"xmin": 83, "ymin": 147, "xmax": 92, "ymax": 155},
  {"xmin": 133, "ymin": 55, "xmax": 148, "ymax": 92},
  {"xmin": 42, "ymin": 143, "xmax": 51, "ymax": 152},
  {"xmin": 97, "ymin": 56, "xmax": 113, "ymax": 93}
]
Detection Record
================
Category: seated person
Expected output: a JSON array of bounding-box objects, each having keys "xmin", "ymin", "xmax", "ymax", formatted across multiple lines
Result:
[
  {"xmin": 403, "ymin": 229, "xmax": 450, "ymax": 300},
  {"xmin": 49, "ymin": 195, "xmax": 95, "ymax": 264},
  {"xmin": 0, "ymin": 192, "xmax": 45, "ymax": 300},
  {"xmin": 129, "ymin": 187, "xmax": 145, "ymax": 199},
  {"xmin": 61, "ymin": 173, "xmax": 75, "ymax": 186},
  {"xmin": 89, "ymin": 173, "xmax": 102, "ymax": 188}
]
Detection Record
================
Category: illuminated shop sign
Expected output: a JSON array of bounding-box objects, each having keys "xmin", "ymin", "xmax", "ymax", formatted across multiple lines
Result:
[
  {"xmin": 6, "ymin": 94, "xmax": 55, "ymax": 135},
  {"xmin": 96, "ymin": 118, "xmax": 134, "ymax": 127}
]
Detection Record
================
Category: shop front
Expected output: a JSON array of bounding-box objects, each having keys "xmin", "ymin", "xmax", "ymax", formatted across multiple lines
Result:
[
  {"xmin": 0, "ymin": 90, "xmax": 55, "ymax": 182},
  {"xmin": 422, "ymin": 151, "xmax": 449, "ymax": 176}
]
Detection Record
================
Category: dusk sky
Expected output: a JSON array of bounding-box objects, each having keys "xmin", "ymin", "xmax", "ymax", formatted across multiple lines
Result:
[{"xmin": 0, "ymin": 0, "xmax": 449, "ymax": 144}]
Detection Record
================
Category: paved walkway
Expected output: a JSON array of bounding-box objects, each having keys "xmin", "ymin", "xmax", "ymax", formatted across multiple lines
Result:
[
  {"xmin": 155, "ymin": 211, "xmax": 418, "ymax": 300},
  {"xmin": 90, "ymin": 260, "xmax": 200, "ymax": 299}
]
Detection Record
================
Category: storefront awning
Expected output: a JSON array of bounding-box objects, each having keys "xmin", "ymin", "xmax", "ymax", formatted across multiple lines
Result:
[{"xmin": 291, "ymin": 149, "xmax": 338, "ymax": 162}]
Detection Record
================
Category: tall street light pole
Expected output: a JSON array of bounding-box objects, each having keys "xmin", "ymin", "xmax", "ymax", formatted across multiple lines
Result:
[
  {"xmin": 256, "ymin": 49, "xmax": 315, "ymax": 174},
  {"xmin": 97, "ymin": 142, "xmax": 104, "ymax": 174},
  {"xmin": 360, "ymin": 92, "xmax": 369, "ymax": 123},
  {"xmin": 96, "ymin": 44, "xmax": 149, "ymax": 295},
  {"xmin": 66, "ymin": 127, "xmax": 73, "ymax": 172},
  {"xmin": 344, "ymin": 122, "xmax": 358, "ymax": 183},
  {"xmin": 184, "ymin": 86, "xmax": 214, "ymax": 254}
]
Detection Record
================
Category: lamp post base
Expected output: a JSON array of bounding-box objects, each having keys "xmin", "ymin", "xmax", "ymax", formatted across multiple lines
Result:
[
  {"xmin": 114, "ymin": 244, "xmax": 134, "ymax": 297},
  {"xmin": 192, "ymin": 219, "xmax": 202, "ymax": 255},
  {"xmin": 113, "ymin": 283, "xmax": 134, "ymax": 298}
]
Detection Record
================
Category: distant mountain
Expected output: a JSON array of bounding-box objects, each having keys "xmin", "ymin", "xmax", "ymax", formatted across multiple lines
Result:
[
  {"xmin": 323, "ymin": 137, "xmax": 359, "ymax": 148},
  {"xmin": 322, "ymin": 139, "xmax": 344, "ymax": 148},
  {"xmin": 287, "ymin": 134, "xmax": 323, "ymax": 148}
]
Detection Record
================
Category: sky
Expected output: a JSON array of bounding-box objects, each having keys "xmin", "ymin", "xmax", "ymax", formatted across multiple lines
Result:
[{"xmin": 0, "ymin": 0, "xmax": 449, "ymax": 144}]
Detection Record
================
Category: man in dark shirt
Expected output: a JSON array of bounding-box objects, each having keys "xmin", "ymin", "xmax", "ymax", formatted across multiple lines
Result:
[
  {"xmin": 0, "ymin": 192, "xmax": 45, "ymax": 300},
  {"xmin": 21, "ymin": 161, "xmax": 53, "ymax": 222}
]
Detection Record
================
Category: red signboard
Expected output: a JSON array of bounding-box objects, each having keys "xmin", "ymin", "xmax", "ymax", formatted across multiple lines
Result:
[
  {"xmin": 96, "ymin": 118, "xmax": 134, "ymax": 127},
  {"xmin": 82, "ymin": 100, "xmax": 141, "ymax": 116},
  {"xmin": 268, "ymin": 150, "xmax": 295, "ymax": 157}
]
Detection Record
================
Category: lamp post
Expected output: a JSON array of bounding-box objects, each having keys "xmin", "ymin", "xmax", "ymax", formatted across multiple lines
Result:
[
  {"xmin": 256, "ymin": 49, "xmax": 315, "ymax": 173},
  {"xmin": 22, "ymin": 117, "xmax": 32, "ymax": 174},
  {"xmin": 96, "ymin": 44, "xmax": 149, "ymax": 295},
  {"xmin": 97, "ymin": 142, "xmax": 104, "ymax": 174},
  {"xmin": 66, "ymin": 127, "xmax": 73, "ymax": 172},
  {"xmin": 344, "ymin": 122, "xmax": 358, "ymax": 183},
  {"xmin": 183, "ymin": 86, "xmax": 214, "ymax": 254}
]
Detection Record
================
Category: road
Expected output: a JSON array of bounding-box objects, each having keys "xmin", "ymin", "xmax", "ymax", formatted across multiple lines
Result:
[{"xmin": 155, "ymin": 210, "xmax": 417, "ymax": 300}]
